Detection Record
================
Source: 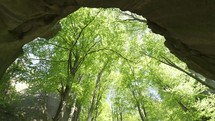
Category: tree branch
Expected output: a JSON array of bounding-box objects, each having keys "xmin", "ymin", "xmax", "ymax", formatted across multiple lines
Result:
[
  {"xmin": 143, "ymin": 53, "xmax": 215, "ymax": 90},
  {"xmin": 71, "ymin": 10, "xmax": 101, "ymax": 49},
  {"xmin": 45, "ymin": 41, "xmax": 70, "ymax": 50},
  {"xmin": 28, "ymin": 58, "xmax": 67, "ymax": 62}
]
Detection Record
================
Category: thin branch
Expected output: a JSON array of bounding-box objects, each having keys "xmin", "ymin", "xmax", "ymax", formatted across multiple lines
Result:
[
  {"xmin": 161, "ymin": 56, "xmax": 215, "ymax": 90},
  {"xmin": 88, "ymin": 47, "xmax": 135, "ymax": 78},
  {"xmin": 45, "ymin": 41, "xmax": 70, "ymax": 50},
  {"xmin": 68, "ymin": 49, "xmax": 73, "ymax": 76},
  {"xmin": 109, "ymin": 49, "xmax": 133, "ymax": 62},
  {"xmin": 58, "ymin": 35, "xmax": 73, "ymax": 46},
  {"xmin": 71, "ymin": 10, "xmax": 102, "ymax": 49},
  {"xmin": 76, "ymin": 41, "xmax": 99, "ymax": 72},
  {"xmin": 87, "ymin": 48, "xmax": 108, "ymax": 54},
  {"xmin": 176, "ymin": 99, "xmax": 189, "ymax": 112},
  {"xmin": 28, "ymin": 58, "xmax": 67, "ymax": 62},
  {"xmin": 143, "ymin": 53, "xmax": 215, "ymax": 90},
  {"xmin": 88, "ymin": 48, "xmax": 133, "ymax": 62}
]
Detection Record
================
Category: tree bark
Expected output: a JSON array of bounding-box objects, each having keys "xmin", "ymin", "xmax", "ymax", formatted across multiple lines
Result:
[
  {"xmin": 131, "ymin": 89, "xmax": 146, "ymax": 121},
  {"xmin": 68, "ymin": 99, "xmax": 77, "ymax": 121},
  {"xmin": 53, "ymin": 85, "xmax": 71, "ymax": 121},
  {"xmin": 72, "ymin": 105, "xmax": 81, "ymax": 121},
  {"xmin": 93, "ymin": 93, "xmax": 102, "ymax": 121},
  {"xmin": 120, "ymin": 111, "xmax": 123, "ymax": 121},
  {"xmin": 87, "ymin": 63, "xmax": 107, "ymax": 121}
]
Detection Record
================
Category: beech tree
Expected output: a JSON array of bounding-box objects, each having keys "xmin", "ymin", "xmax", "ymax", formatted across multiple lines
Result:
[{"xmin": 1, "ymin": 8, "xmax": 215, "ymax": 121}]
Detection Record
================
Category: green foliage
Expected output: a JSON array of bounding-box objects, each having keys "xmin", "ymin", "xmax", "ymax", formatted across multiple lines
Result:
[{"xmin": 3, "ymin": 7, "xmax": 215, "ymax": 121}]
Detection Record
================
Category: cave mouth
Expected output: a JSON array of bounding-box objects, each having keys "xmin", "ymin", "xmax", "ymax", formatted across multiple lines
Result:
[
  {"xmin": 18, "ymin": 7, "xmax": 215, "ymax": 91},
  {"xmin": 1, "ymin": 0, "xmax": 215, "ymax": 83},
  {"xmin": 1, "ymin": 8, "xmax": 215, "ymax": 121}
]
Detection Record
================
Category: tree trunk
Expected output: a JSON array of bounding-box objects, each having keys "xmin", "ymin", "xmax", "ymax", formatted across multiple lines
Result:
[
  {"xmin": 87, "ymin": 85, "xmax": 97, "ymax": 121},
  {"xmin": 72, "ymin": 105, "xmax": 81, "ymax": 121},
  {"xmin": 54, "ymin": 47, "xmax": 81, "ymax": 121},
  {"xmin": 137, "ymin": 103, "xmax": 145, "ymax": 121},
  {"xmin": 87, "ymin": 63, "xmax": 107, "ymax": 121},
  {"xmin": 68, "ymin": 99, "xmax": 77, "ymax": 121},
  {"xmin": 131, "ymin": 89, "xmax": 145, "ymax": 121},
  {"xmin": 53, "ymin": 85, "xmax": 71, "ymax": 121},
  {"xmin": 120, "ymin": 111, "xmax": 123, "ymax": 121},
  {"xmin": 93, "ymin": 93, "xmax": 102, "ymax": 121}
]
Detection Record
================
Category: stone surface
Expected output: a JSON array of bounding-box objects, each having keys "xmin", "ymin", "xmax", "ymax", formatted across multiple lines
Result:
[
  {"xmin": 0, "ymin": 0, "xmax": 79, "ymax": 78},
  {"xmin": 137, "ymin": 0, "xmax": 215, "ymax": 79},
  {"xmin": 1, "ymin": 0, "xmax": 215, "ymax": 81}
]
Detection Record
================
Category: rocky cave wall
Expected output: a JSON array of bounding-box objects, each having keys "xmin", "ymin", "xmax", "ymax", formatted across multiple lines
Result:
[{"xmin": 1, "ymin": 0, "xmax": 215, "ymax": 81}]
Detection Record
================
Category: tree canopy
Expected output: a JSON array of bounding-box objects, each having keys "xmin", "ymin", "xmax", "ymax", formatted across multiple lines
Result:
[{"xmin": 0, "ymin": 8, "xmax": 215, "ymax": 121}]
